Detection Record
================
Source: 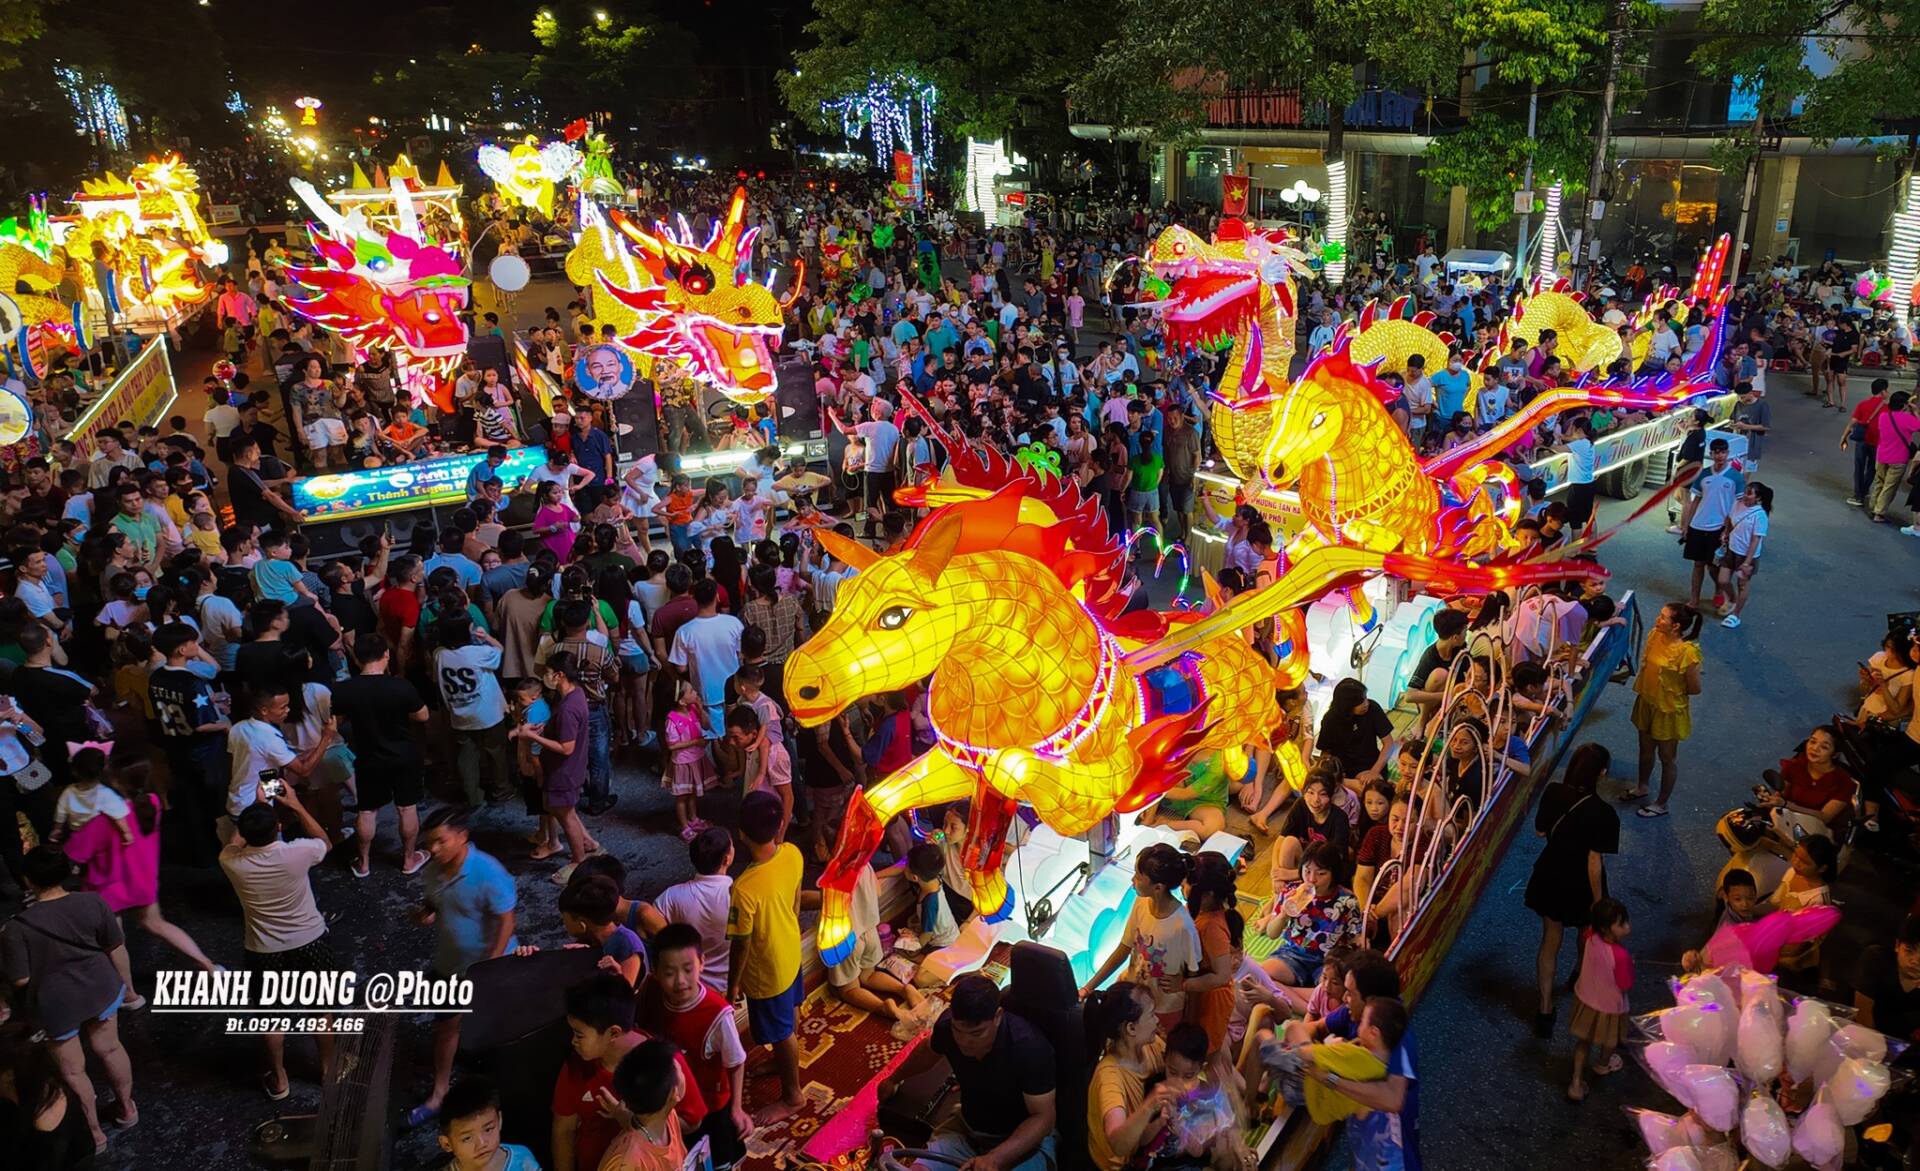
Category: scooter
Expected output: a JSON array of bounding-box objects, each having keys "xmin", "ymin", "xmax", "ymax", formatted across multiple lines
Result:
[{"xmin": 1713, "ymin": 761, "xmax": 1857, "ymax": 899}]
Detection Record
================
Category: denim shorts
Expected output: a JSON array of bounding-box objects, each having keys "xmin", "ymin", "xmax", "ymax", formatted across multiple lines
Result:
[{"xmin": 51, "ymin": 983, "xmax": 127, "ymax": 1042}]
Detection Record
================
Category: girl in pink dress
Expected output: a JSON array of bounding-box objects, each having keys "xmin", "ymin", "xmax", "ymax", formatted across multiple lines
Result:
[
  {"xmin": 60, "ymin": 747, "xmax": 219, "ymax": 995},
  {"xmin": 665, "ymin": 681, "xmax": 714, "ymax": 841},
  {"xmin": 532, "ymin": 480, "xmax": 580, "ymax": 562},
  {"xmin": 1568, "ymin": 896, "xmax": 1633, "ymax": 1101}
]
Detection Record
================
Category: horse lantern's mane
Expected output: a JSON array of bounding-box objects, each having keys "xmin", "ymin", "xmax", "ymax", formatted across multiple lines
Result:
[
  {"xmin": 894, "ymin": 388, "xmax": 1132, "ymax": 620},
  {"xmin": 1295, "ymin": 336, "xmax": 1402, "ymax": 408}
]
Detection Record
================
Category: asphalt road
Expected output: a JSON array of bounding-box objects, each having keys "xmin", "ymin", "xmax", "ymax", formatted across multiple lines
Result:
[{"xmin": 1398, "ymin": 368, "xmax": 1920, "ymax": 1170}]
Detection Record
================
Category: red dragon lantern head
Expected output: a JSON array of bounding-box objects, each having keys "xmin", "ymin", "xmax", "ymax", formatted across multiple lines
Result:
[
  {"xmin": 567, "ymin": 187, "xmax": 798, "ymax": 405},
  {"xmin": 283, "ymin": 179, "xmax": 470, "ymax": 410}
]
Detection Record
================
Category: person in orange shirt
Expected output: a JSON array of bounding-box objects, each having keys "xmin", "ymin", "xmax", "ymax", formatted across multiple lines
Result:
[
  {"xmin": 663, "ymin": 473, "xmax": 697, "ymax": 554},
  {"xmin": 595, "ymin": 1039, "xmax": 690, "ymax": 1171},
  {"xmin": 384, "ymin": 413, "xmax": 428, "ymax": 459}
]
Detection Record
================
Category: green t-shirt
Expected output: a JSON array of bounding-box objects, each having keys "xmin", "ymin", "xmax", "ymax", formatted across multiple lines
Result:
[
  {"xmin": 110, "ymin": 511, "xmax": 161, "ymax": 564},
  {"xmin": 1130, "ymin": 451, "xmax": 1165, "ymax": 494}
]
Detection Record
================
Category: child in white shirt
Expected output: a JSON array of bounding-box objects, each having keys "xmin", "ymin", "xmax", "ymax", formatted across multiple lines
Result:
[{"xmin": 53, "ymin": 745, "xmax": 134, "ymax": 846}]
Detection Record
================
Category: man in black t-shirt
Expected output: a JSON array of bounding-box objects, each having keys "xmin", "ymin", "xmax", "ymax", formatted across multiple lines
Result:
[
  {"xmin": 1857, "ymin": 914, "xmax": 1920, "ymax": 1049},
  {"xmin": 329, "ymin": 632, "xmax": 430, "ymax": 878},
  {"xmin": 149, "ymin": 623, "xmax": 232, "ymax": 863},
  {"xmin": 880, "ymin": 975, "xmax": 1056, "ymax": 1171}
]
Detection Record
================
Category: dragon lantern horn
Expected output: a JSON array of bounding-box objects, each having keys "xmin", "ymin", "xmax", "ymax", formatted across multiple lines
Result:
[
  {"xmin": 813, "ymin": 528, "xmax": 881, "ymax": 572},
  {"xmin": 715, "ymin": 187, "xmax": 749, "ymax": 264},
  {"xmin": 391, "ymin": 181, "xmax": 419, "ymax": 241},
  {"xmin": 291, "ymin": 179, "xmax": 351, "ymax": 237}
]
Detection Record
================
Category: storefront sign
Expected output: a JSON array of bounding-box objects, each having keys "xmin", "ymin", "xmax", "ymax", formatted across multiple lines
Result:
[
  {"xmin": 65, "ymin": 341, "xmax": 178, "ymax": 460},
  {"xmin": 1203, "ymin": 88, "xmax": 1418, "ymax": 131},
  {"xmin": 292, "ymin": 444, "xmax": 550, "ymax": 522}
]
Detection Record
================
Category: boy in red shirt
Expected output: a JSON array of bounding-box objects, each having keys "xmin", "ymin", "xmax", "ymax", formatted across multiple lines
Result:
[
  {"xmin": 641, "ymin": 922, "xmax": 753, "ymax": 1164},
  {"xmin": 552, "ymin": 973, "xmax": 708, "ymax": 1171}
]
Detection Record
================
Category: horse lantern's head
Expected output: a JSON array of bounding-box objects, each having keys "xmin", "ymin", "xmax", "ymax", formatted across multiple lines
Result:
[{"xmin": 783, "ymin": 514, "xmax": 968, "ymax": 726}]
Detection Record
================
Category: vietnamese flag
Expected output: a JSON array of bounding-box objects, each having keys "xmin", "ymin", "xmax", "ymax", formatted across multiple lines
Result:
[{"xmin": 1222, "ymin": 173, "xmax": 1250, "ymax": 217}]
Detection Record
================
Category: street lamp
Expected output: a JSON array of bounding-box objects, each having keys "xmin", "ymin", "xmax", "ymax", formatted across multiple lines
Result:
[{"xmin": 594, "ymin": 9, "xmax": 610, "ymax": 25}]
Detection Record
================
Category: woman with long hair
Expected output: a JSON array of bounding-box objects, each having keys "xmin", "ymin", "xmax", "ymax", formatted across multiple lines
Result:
[
  {"xmin": 1084, "ymin": 981, "xmax": 1171, "ymax": 1171},
  {"xmin": 1628, "ymin": 602, "xmax": 1705, "ymax": 817},
  {"xmin": 1182, "ymin": 852, "xmax": 1239, "ymax": 1051},
  {"xmin": 1714, "ymin": 480, "xmax": 1772, "ymax": 629},
  {"xmin": 1524, "ymin": 742, "xmax": 1618, "ymax": 1037},
  {"xmin": 709, "ymin": 537, "xmax": 744, "ymax": 617}
]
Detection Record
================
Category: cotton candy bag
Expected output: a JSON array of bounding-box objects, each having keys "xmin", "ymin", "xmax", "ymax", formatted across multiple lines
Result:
[
  {"xmin": 1646, "ymin": 1042, "xmax": 1702, "ymax": 1102},
  {"xmin": 1785, "ymin": 999, "xmax": 1837, "ymax": 1082},
  {"xmin": 1663, "ymin": 973, "xmax": 1737, "ymax": 1067},
  {"xmin": 1736, "ymin": 971, "xmax": 1785, "ymax": 1083},
  {"xmin": 1828, "ymin": 1056, "xmax": 1892, "ymax": 1126},
  {"xmin": 1740, "ymin": 1092, "xmax": 1792, "ymax": 1169},
  {"xmin": 1631, "ymin": 1108, "xmax": 1712, "ymax": 1156},
  {"xmin": 1817, "ymin": 1022, "xmax": 1889, "ymax": 1083},
  {"xmin": 1792, "ymin": 1091, "xmax": 1845, "ymax": 1170},
  {"xmin": 1675, "ymin": 1064, "xmax": 1741, "ymax": 1132}
]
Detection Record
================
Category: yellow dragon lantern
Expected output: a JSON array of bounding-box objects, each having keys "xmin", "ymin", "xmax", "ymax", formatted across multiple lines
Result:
[
  {"xmin": 59, "ymin": 155, "xmax": 227, "ymax": 315},
  {"xmin": 0, "ymin": 203, "xmax": 85, "ymax": 375},
  {"xmin": 1339, "ymin": 296, "xmax": 1480, "ymax": 404},
  {"xmin": 1495, "ymin": 286, "xmax": 1623, "ymax": 374},
  {"xmin": 1140, "ymin": 221, "xmax": 1304, "ymax": 479},
  {"xmin": 786, "ymin": 398, "xmax": 1597, "ymax": 966},
  {"xmin": 566, "ymin": 187, "xmax": 800, "ymax": 406}
]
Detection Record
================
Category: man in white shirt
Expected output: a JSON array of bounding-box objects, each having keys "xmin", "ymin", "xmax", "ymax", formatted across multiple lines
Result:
[
  {"xmin": 221, "ymin": 789, "xmax": 338, "ymax": 1096},
  {"xmin": 225, "ymin": 685, "xmax": 338, "ymax": 830},
  {"xmin": 1402, "ymin": 354, "xmax": 1436, "ymax": 448},
  {"xmin": 1307, "ymin": 310, "xmax": 1337, "ymax": 358},
  {"xmin": 11, "ymin": 547, "xmax": 65, "ymax": 635},
  {"xmin": 831, "ymin": 399, "xmax": 900, "ymax": 531},
  {"xmin": 1682, "ymin": 438, "xmax": 1746, "ymax": 608},
  {"xmin": 85, "ymin": 431, "xmax": 143, "ymax": 489},
  {"xmin": 431, "ymin": 617, "xmax": 513, "ymax": 806},
  {"xmin": 669, "ymin": 579, "xmax": 744, "ymax": 738}
]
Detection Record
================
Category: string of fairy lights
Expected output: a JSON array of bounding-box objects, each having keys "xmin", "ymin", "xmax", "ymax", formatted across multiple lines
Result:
[{"xmin": 821, "ymin": 74, "xmax": 938, "ymax": 167}]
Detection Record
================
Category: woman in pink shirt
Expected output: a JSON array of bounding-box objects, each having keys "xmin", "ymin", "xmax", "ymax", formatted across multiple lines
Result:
[
  {"xmin": 1868, "ymin": 390, "xmax": 1920, "ymax": 522},
  {"xmin": 532, "ymin": 481, "xmax": 580, "ymax": 562}
]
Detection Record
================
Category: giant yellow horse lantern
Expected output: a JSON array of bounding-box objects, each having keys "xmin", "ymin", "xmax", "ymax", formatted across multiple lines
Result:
[{"xmin": 785, "ymin": 410, "xmax": 1600, "ymax": 965}]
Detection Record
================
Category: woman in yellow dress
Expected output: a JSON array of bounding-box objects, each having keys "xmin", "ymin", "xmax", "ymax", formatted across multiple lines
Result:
[{"xmin": 1628, "ymin": 601, "xmax": 1705, "ymax": 817}]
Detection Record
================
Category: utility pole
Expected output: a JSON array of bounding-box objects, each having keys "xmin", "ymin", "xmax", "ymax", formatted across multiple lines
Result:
[
  {"xmin": 1572, "ymin": 0, "xmax": 1631, "ymax": 289},
  {"xmin": 1514, "ymin": 84, "xmax": 1539, "ymax": 279},
  {"xmin": 1729, "ymin": 110, "xmax": 1763, "ymax": 287}
]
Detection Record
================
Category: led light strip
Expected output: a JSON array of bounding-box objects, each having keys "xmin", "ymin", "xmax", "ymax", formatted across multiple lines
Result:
[
  {"xmin": 1536, "ymin": 182, "xmax": 1563, "ymax": 284},
  {"xmin": 1889, "ymin": 172, "xmax": 1920, "ymax": 329},
  {"xmin": 1324, "ymin": 159, "xmax": 1349, "ymax": 284}
]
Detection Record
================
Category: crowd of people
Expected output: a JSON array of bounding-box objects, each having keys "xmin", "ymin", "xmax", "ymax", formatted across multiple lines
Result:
[{"xmin": 0, "ymin": 158, "xmax": 1917, "ymax": 1171}]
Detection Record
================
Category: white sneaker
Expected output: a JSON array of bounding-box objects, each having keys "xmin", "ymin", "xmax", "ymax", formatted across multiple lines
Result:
[
  {"xmin": 1902, "ymin": 525, "xmax": 1920, "ymax": 539},
  {"xmin": 1721, "ymin": 614, "xmax": 1742, "ymax": 629},
  {"xmin": 1847, "ymin": 497, "xmax": 1866, "ymax": 506},
  {"xmin": 1665, "ymin": 525, "xmax": 1682, "ymax": 535}
]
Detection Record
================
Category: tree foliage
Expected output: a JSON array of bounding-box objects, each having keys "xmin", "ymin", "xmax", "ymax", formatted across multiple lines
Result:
[
  {"xmin": 1423, "ymin": 0, "xmax": 1648, "ymax": 230},
  {"xmin": 1067, "ymin": 0, "xmax": 1461, "ymax": 150},
  {"xmin": 781, "ymin": 0, "xmax": 1108, "ymax": 153},
  {"xmin": 1694, "ymin": 0, "xmax": 1920, "ymax": 168}
]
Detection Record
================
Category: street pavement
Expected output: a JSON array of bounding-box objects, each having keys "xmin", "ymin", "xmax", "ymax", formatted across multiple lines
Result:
[{"xmin": 1394, "ymin": 368, "xmax": 1920, "ymax": 1169}]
